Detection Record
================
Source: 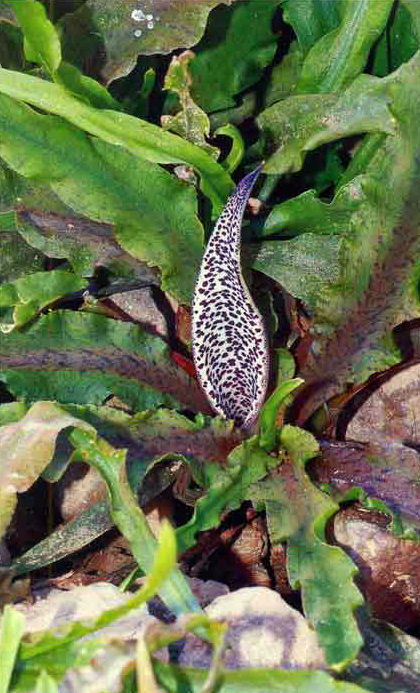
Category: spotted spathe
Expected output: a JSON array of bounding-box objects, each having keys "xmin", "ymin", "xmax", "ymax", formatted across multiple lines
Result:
[{"xmin": 192, "ymin": 165, "xmax": 269, "ymax": 429}]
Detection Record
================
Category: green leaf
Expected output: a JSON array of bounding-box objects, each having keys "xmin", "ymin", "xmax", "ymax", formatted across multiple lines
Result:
[
  {"xmin": 0, "ymin": 311, "xmax": 208, "ymax": 413},
  {"xmin": 68, "ymin": 428, "xmax": 201, "ymax": 619},
  {"xmin": 34, "ymin": 671, "xmax": 58, "ymax": 693},
  {"xmin": 214, "ymin": 124, "xmax": 245, "ymax": 174},
  {"xmin": 263, "ymin": 187, "xmax": 359, "ymax": 237},
  {"xmin": 252, "ymin": 51, "xmax": 420, "ymax": 401},
  {"xmin": 6, "ymin": 0, "xmax": 119, "ymax": 109},
  {"xmin": 371, "ymin": 1, "xmax": 419, "ymax": 77},
  {"xmin": 0, "ymin": 21, "xmax": 24, "ymax": 72},
  {"xmin": 0, "ymin": 68, "xmax": 234, "ymax": 213},
  {"xmin": 264, "ymin": 41, "xmax": 303, "ymax": 107},
  {"xmin": 268, "ymin": 55, "xmax": 420, "ymax": 424},
  {"xmin": 297, "ymin": 0, "xmax": 394, "ymax": 93},
  {"xmin": 176, "ymin": 436, "xmax": 271, "ymax": 554},
  {"xmin": 154, "ymin": 660, "xmax": 371, "ymax": 693},
  {"xmin": 190, "ymin": 0, "xmax": 281, "ymax": 112},
  {"xmin": 0, "ymin": 369, "xmax": 180, "ymax": 411},
  {"xmin": 259, "ymin": 378, "xmax": 304, "ymax": 452},
  {"xmin": 59, "ymin": 0, "xmax": 236, "ymax": 84},
  {"xmin": 402, "ymin": 0, "xmax": 420, "ymax": 37},
  {"xmin": 0, "ymin": 401, "xmax": 27, "ymax": 426},
  {"xmin": 0, "ymin": 163, "xmax": 46, "ymax": 282},
  {"xmin": 12, "ymin": 638, "xmax": 114, "ymax": 692},
  {"xmin": 0, "ymin": 229, "xmax": 45, "ymax": 284},
  {"xmin": 248, "ymin": 232, "xmax": 344, "ymax": 328},
  {"xmin": 61, "ymin": 405, "xmax": 239, "ymax": 495},
  {"xmin": 0, "ymin": 269, "xmax": 86, "ymax": 332},
  {"xmin": 0, "ymin": 605, "xmax": 25, "ymax": 693},
  {"xmin": 252, "ymin": 166, "xmax": 416, "ymax": 351},
  {"xmin": 12, "ymin": 500, "xmax": 112, "ymax": 576},
  {"xmin": 0, "ymin": 401, "xmax": 93, "ymax": 539},
  {"xmin": 5, "ymin": 0, "xmax": 61, "ymax": 75},
  {"xmin": 55, "ymin": 61, "xmax": 121, "ymax": 111},
  {"xmin": 258, "ymin": 73, "xmax": 395, "ymax": 174},
  {"xmin": 0, "ymin": 93, "xmax": 204, "ymax": 302},
  {"xmin": 251, "ymin": 425, "xmax": 363, "ymax": 668},
  {"xmin": 14, "ymin": 208, "xmax": 158, "ymax": 282},
  {"xmin": 162, "ymin": 50, "xmax": 219, "ymax": 159},
  {"xmin": 282, "ymin": 0, "xmax": 341, "ymax": 55}
]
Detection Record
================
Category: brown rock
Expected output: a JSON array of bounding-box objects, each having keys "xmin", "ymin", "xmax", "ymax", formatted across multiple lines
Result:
[
  {"xmin": 334, "ymin": 506, "xmax": 420, "ymax": 630},
  {"xmin": 344, "ymin": 361, "xmax": 420, "ymax": 445}
]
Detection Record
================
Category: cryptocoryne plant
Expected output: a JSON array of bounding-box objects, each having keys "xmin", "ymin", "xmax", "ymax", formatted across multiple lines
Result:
[{"xmin": 192, "ymin": 166, "xmax": 269, "ymax": 428}]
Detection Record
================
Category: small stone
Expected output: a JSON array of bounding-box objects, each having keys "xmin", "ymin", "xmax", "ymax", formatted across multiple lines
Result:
[
  {"xmin": 145, "ymin": 13, "xmax": 153, "ymax": 20},
  {"xmin": 147, "ymin": 21, "xmax": 154, "ymax": 29},
  {"xmin": 131, "ymin": 8, "xmax": 145, "ymax": 21},
  {"xmin": 134, "ymin": 29, "xmax": 142, "ymax": 37}
]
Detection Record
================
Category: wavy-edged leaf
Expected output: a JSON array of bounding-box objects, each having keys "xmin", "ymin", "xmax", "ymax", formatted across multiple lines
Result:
[
  {"xmin": 0, "ymin": 93, "xmax": 204, "ymax": 302},
  {"xmin": 0, "ymin": 163, "xmax": 45, "ymax": 282},
  {"xmin": 251, "ymin": 425, "xmax": 363, "ymax": 668},
  {"xmin": 65, "ymin": 405, "xmax": 240, "ymax": 470},
  {"xmin": 0, "ymin": 311, "xmax": 209, "ymax": 413},
  {"xmin": 176, "ymin": 436, "xmax": 271, "ymax": 554},
  {"xmin": 248, "ymin": 231, "xmax": 344, "ymax": 327},
  {"xmin": 0, "ymin": 401, "xmax": 93, "ymax": 538},
  {"xmin": 258, "ymin": 73, "xmax": 395, "ymax": 174},
  {"xmin": 258, "ymin": 378, "xmax": 304, "ymax": 452},
  {"xmin": 190, "ymin": 0, "xmax": 281, "ymax": 113},
  {"xmin": 263, "ymin": 186, "xmax": 359, "ymax": 238},
  {"xmin": 162, "ymin": 50, "xmax": 218, "ymax": 159},
  {"xmin": 0, "ymin": 67, "xmax": 233, "ymax": 212}
]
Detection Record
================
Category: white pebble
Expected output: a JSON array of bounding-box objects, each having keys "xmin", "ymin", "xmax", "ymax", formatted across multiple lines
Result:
[
  {"xmin": 131, "ymin": 8, "xmax": 145, "ymax": 21},
  {"xmin": 134, "ymin": 28, "xmax": 142, "ymax": 37},
  {"xmin": 147, "ymin": 21, "xmax": 154, "ymax": 29},
  {"xmin": 145, "ymin": 13, "xmax": 153, "ymax": 20}
]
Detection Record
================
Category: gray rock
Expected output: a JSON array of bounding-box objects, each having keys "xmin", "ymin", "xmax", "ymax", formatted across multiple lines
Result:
[{"xmin": 176, "ymin": 586, "xmax": 325, "ymax": 669}]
